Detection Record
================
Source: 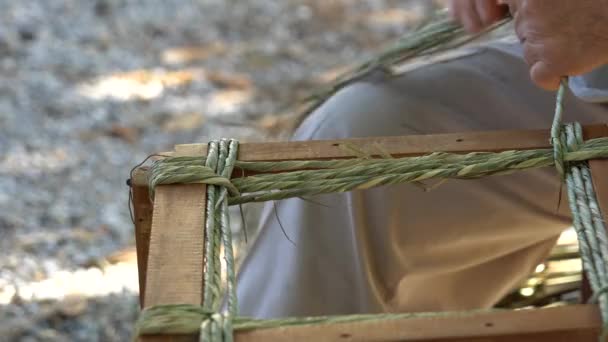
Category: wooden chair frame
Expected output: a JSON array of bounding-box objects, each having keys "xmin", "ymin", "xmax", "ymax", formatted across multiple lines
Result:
[{"xmin": 130, "ymin": 124, "xmax": 608, "ymax": 341}]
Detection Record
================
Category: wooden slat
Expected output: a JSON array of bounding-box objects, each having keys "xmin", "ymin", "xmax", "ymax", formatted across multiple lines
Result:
[
  {"xmin": 237, "ymin": 304, "xmax": 600, "ymax": 342},
  {"xmin": 588, "ymin": 124, "xmax": 608, "ymax": 216},
  {"xmin": 139, "ymin": 144, "xmax": 209, "ymax": 342},
  {"xmin": 143, "ymin": 184, "xmax": 206, "ymax": 307},
  {"xmin": 174, "ymin": 129, "xmax": 555, "ymax": 160},
  {"xmin": 590, "ymin": 158, "xmax": 608, "ymax": 230},
  {"xmin": 131, "ymin": 176, "xmax": 153, "ymax": 307},
  {"xmin": 174, "ymin": 144, "xmax": 206, "ymax": 156},
  {"xmin": 175, "ymin": 124, "xmax": 608, "ymax": 160},
  {"xmin": 584, "ymin": 124, "xmax": 608, "ymax": 303},
  {"xmin": 140, "ymin": 184, "xmax": 207, "ymax": 342},
  {"xmin": 131, "ymin": 124, "xmax": 608, "ymax": 186},
  {"xmin": 138, "ymin": 304, "xmax": 600, "ymax": 341}
]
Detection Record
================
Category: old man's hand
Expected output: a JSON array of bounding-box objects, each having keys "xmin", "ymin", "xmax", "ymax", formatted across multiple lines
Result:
[
  {"xmin": 501, "ymin": 0, "xmax": 608, "ymax": 90},
  {"xmin": 451, "ymin": 0, "xmax": 608, "ymax": 90}
]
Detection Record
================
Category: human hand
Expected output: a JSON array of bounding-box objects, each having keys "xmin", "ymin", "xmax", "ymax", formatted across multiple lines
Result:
[
  {"xmin": 500, "ymin": 0, "xmax": 608, "ymax": 90},
  {"xmin": 448, "ymin": 0, "xmax": 508, "ymax": 33}
]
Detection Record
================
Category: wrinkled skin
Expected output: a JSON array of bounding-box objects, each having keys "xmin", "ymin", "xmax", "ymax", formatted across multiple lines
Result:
[{"xmin": 449, "ymin": 0, "xmax": 608, "ymax": 90}]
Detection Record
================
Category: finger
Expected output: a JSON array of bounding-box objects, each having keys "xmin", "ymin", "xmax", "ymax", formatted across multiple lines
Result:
[
  {"xmin": 522, "ymin": 44, "xmax": 559, "ymax": 90},
  {"xmin": 530, "ymin": 60, "xmax": 561, "ymax": 90},
  {"xmin": 474, "ymin": 0, "xmax": 504, "ymax": 26},
  {"xmin": 522, "ymin": 43, "xmax": 538, "ymax": 68},
  {"xmin": 461, "ymin": 0, "xmax": 483, "ymax": 32},
  {"xmin": 513, "ymin": 8, "xmax": 526, "ymax": 43}
]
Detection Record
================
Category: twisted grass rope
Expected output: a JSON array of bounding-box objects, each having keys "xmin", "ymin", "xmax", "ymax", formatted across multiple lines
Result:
[
  {"xmin": 551, "ymin": 81, "xmax": 608, "ymax": 340},
  {"xmin": 299, "ymin": 16, "xmax": 511, "ymax": 118},
  {"xmin": 197, "ymin": 139, "xmax": 239, "ymax": 342},
  {"xmin": 563, "ymin": 125, "xmax": 608, "ymax": 315},
  {"xmin": 149, "ymin": 138, "xmax": 608, "ymax": 206}
]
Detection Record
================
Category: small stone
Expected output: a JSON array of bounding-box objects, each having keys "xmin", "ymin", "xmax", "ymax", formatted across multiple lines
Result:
[
  {"xmin": 106, "ymin": 124, "xmax": 140, "ymax": 144},
  {"xmin": 58, "ymin": 295, "xmax": 88, "ymax": 317},
  {"xmin": 94, "ymin": 0, "xmax": 111, "ymax": 17},
  {"xmin": 162, "ymin": 112, "xmax": 205, "ymax": 133},
  {"xmin": 0, "ymin": 36, "xmax": 13, "ymax": 55},
  {"xmin": 17, "ymin": 28, "xmax": 36, "ymax": 42}
]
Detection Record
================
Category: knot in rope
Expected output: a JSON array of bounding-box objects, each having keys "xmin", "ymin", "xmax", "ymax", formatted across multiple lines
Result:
[
  {"xmin": 200, "ymin": 312, "xmax": 234, "ymax": 342},
  {"xmin": 148, "ymin": 145, "xmax": 240, "ymax": 197},
  {"xmin": 135, "ymin": 304, "xmax": 213, "ymax": 336},
  {"xmin": 135, "ymin": 304, "xmax": 233, "ymax": 341}
]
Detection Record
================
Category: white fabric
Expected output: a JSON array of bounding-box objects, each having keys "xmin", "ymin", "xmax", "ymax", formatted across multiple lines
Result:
[
  {"xmin": 236, "ymin": 43, "xmax": 608, "ymax": 318},
  {"xmin": 570, "ymin": 64, "xmax": 608, "ymax": 103}
]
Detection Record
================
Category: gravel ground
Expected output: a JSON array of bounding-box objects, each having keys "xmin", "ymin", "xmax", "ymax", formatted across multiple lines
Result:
[{"xmin": 0, "ymin": 1, "xmax": 441, "ymax": 340}]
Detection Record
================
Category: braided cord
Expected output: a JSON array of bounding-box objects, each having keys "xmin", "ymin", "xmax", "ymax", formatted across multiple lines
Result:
[
  {"xmin": 196, "ymin": 139, "xmax": 239, "ymax": 342},
  {"xmin": 552, "ymin": 80, "xmax": 608, "ymax": 339}
]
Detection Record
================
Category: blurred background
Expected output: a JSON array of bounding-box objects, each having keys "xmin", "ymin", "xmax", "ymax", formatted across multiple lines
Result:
[
  {"xmin": 0, "ymin": 1, "xmax": 582, "ymax": 341},
  {"xmin": 0, "ymin": 0, "xmax": 445, "ymax": 340}
]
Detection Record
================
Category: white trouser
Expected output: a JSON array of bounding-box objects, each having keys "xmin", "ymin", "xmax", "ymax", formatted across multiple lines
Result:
[{"xmin": 236, "ymin": 43, "xmax": 608, "ymax": 318}]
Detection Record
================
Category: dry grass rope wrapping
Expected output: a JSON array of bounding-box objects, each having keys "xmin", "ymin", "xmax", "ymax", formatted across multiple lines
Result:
[
  {"xmin": 552, "ymin": 81, "xmax": 608, "ymax": 339},
  {"xmin": 136, "ymin": 19, "xmax": 608, "ymax": 342},
  {"xmin": 149, "ymin": 138, "xmax": 608, "ymax": 206}
]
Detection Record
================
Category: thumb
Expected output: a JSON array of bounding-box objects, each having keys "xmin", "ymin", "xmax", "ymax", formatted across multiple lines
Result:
[{"xmin": 530, "ymin": 60, "xmax": 561, "ymax": 91}]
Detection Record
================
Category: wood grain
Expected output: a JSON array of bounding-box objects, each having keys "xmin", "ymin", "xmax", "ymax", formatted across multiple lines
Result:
[
  {"xmin": 175, "ymin": 124, "xmax": 608, "ymax": 160},
  {"xmin": 131, "ymin": 180, "xmax": 153, "ymax": 307},
  {"xmin": 143, "ymin": 184, "xmax": 206, "ymax": 307},
  {"xmin": 235, "ymin": 305, "xmax": 600, "ymax": 342},
  {"xmin": 585, "ymin": 124, "xmax": 608, "ymax": 303},
  {"xmin": 138, "ymin": 305, "xmax": 600, "ymax": 342},
  {"xmin": 139, "ymin": 143, "xmax": 209, "ymax": 342}
]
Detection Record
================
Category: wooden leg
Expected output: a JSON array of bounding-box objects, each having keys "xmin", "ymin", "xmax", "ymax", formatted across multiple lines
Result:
[
  {"xmin": 135, "ymin": 145, "xmax": 208, "ymax": 341},
  {"xmin": 587, "ymin": 158, "xmax": 608, "ymax": 305},
  {"xmin": 583, "ymin": 124, "xmax": 608, "ymax": 303},
  {"xmin": 143, "ymin": 184, "xmax": 207, "ymax": 307},
  {"xmin": 139, "ymin": 184, "xmax": 207, "ymax": 342},
  {"xmin": 132, "ymin": 180, "xmax": 153, "ymax": 307}
]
